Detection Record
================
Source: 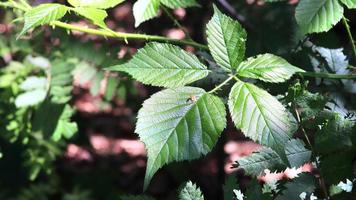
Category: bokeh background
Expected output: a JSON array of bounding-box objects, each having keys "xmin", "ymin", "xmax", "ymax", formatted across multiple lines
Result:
[{"xmin": 0, "ymin": 0, "xmax": 355, "ymax": 199}]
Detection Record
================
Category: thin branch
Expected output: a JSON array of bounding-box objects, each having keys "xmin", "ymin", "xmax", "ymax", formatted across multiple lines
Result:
[
  {"xmin": 50, "ymin": 21, "xmax": 209, "ymax": 50},
  {"xmin": 4, "ymin": 1, "xmax": 356, "ymax": 81},
  {"xmin": 342, "ymin": 16, "xmax": 356, "ymax": 60},
  {"xmin": 294, "ymin": 108, "xmax": 330, "ymax": 199},
  {"xmin": 161, "ymin": 6, "xmax": 193, "ymax": 41},
  {"xmin": 298, "ymin": 71, "xmax": 356, "ymax": 79}
]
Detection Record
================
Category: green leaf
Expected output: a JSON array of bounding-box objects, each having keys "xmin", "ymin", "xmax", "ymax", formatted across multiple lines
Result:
[
  {"xmin": 295, "ymin": 0, "xmax": 344, "ymax": 33},
  {"xmin": 206, "ymin": 6, "xmax": 247, "ymax": 71},
  {"xmin": 133, "ymin": 0, "xmax": 160, "ymax": 27},
  {"xmin": 19, "ymin": 3, "xmax": 68, "ymax": 37},
  {"xmin": 104, "ymin": 76, "xmax": 119, "ymax": 100},
  {"xmin": 223, "ymin": 175, "xmax": 239, "ymax": 200},
  {"xmin": 275, "ymin": 173, "xmax": 316, "ymax": 200},
  {"xmin": 234, "ymin": 139, "xmax": 311, "ymax": 175},
  {"xmin": 72, "ymin": 7, "xmax": 108, "ymax": 28},
  {"xmin": 284, "ymin": 139, "xmax": 311, "ymax": 168},
  {"xmin": 137, "ymin": 87, "xmax": 226, "ymax": 190},
  {"xmin": 234, "ymin": 147, "xmax": 284, "ymax": 176},
  {"xmin": 236, "ymin": 54, "xmax": 304, "ymax": 83},
  {"xmin": 315, "ymin": 113, "xmax": 354, "ymax": 154},
  {"xmin": 340, "ymin": 0, "xmax": 356, "ymax": 8},
  {"xmin": 246, "ymin": 179, "xmax": 271, "ymax": 200},
  {"xmin": 228, "ymin": 80, "xmax": 292, "ymax": 155},
  {"xmin": 90, "ymin": 72, "xmax": 104, "ymax": 96},
  {"xmin": 15, "ymin": 89, "xmax": 47, "ymax": 107},
  {"xmin": 52, "ymin": 105, "xmax": 78, "ymax": 141},
  {"xmin": 179, "ymin": 181, "xmax": 204, "ymax": 200},
  {"xmin": 320, "ymin": 152, "xmax": 354, "ymax": 184},
  {"xmin": 68, "ymin": 0, "xmax": 124, "ymax": 9},
  {"xmin": 108, "ymin": 42, "xmax": 209, "ymax": 88},
  {"xmin": 160, "ymin": 0, "xmax": 198, "ymax": 9}
]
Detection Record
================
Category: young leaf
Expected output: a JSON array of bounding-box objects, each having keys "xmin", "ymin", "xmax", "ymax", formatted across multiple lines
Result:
[
  {"xmin": 284, "ymin": 139, "xmax": 311, "ymax": 168},
  {"xmin": 179, "ymin": 181, "xmax": 204, "ymax": 200},
  {"xmin": 236, "ymin": 54, "xmax": 304, "ymax": 83},
  {"xmin": 108, "ymin": 42, "xmax": 209, "ymax": 88},
  {"xmin": 228, "ymin": 80, "xmax": 292, "ymax": 155},
  {"xmin": 136, "ymin": 87, "xmax": 226, "ymax": 190},
  {"xmin": 206, "ymin": 6, "xmax": 247, "ymax": 71},
  {"xmin": 52, "ymin": 105, "xmax": 78, "ymax": 141},
  {"xmin": 72, "ymin": 7, "xmax": 108, "ymax": 28},
  {"xmin": 234, "ymin": 147, "xmax": 284, "ymax": 176},
  {"xmin": 19, "ymin": 3, "xmax": 68, "ymax": 37},
  {"xmin": 340, "ymin": 0, "xmax": 356, "ymax": 9},
  {"xmin": 160, "ymin": 0, "xmax": 198, "ymax": 9},
  {"xmin": 15, "ymin": 89, "xmax": 47, "ymax": 107},
  {"xmin": 295, "ymin": 0, "xmax": 344, "ymax": 33},
  {"xmin": 68, "ymin": 0, "xmax": 124, "ymax": 9},
  {"xmin": 133, "ymin": 0, "xmax": 160, "ymax": 27}
]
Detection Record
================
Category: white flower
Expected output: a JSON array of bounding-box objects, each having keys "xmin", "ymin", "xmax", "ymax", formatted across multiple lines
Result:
[
  {"xmin": 299, "ymin": 192, "xmax": 307, "ymax": 200},
  {"xmin": 310, "ymin": 193, "xmax": 317, "ymax": 200},
  {"xmin": 337, "ymin": 179, "xmax": 353, "ymax": 192},
  {"xmin": 233, "ymin": 189, "xmax": 244, "ymax": 200}
]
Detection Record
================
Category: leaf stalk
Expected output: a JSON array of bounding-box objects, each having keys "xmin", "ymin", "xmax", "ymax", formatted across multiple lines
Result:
[{"xmin": 208, "ymin": 75, "xmax": 234, "ymax": 94}]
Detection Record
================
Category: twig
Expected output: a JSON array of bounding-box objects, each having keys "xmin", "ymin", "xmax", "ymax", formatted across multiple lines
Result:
[{"xmin": 342, "ymin": 16, "xmax": 356, "ymax": 60}]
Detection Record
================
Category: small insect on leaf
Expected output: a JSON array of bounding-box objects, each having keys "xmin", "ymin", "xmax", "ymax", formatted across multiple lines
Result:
[{"xmin": 186, "ymin": 95, "xmax": 198, "ymax": 103}]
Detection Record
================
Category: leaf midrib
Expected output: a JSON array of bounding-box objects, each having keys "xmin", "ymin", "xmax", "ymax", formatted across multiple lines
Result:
[
  {"xmin": 244, "ymin": 83, "xmax": 289, "ymax": 148},
  {"xmin": 147, "ymin": 93, "xmax": 208, "ymax": 173}
]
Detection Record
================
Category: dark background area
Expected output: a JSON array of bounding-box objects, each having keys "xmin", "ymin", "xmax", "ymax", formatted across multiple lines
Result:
[{"xmin": 0, "ymin": 0, "xmax": 355, "ymax": 199}]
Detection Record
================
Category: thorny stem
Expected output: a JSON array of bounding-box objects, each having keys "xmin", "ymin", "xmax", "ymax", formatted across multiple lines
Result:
[
  {"xmin": 50, "ymin": 21, "xmax": 209, "ymax": 50},
  {"xmin": 298, "ymin": 71, "xmax": 356, "ymax": 79},
  {"xmin": 294, "ymin": 109, "xmax": 313, "ymax": 153},
  {"xmin": 5, "ymin": 1, "xmax": 209, "ymax": 50},
  {"xmin": 342, "ymin": 16, "xmax": 356, "ymax": 60},
  {"xmin": 3, "ymin": 2, "xmax": 356, "ymax": 81}
]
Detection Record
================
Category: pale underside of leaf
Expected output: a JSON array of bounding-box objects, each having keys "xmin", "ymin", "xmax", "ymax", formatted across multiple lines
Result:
[
  {"xmin": 136, "ymin": 87, "xmax": 226, "ymax": 190},
  {"xmin": 295, "ymin": 0, "xmax": 344, "ymax": 33},
  {"xmin": 228, "ymin": 80, "xmax": 292, "ymax": 154},
  {"xmin": 340, "ymin": 0, "xmax": 356, "ymax": 9},
  {"xmin": 236, "ymin": 54, "xmax": 304, "ymax": 83},
  {"xmin": 160, "ymin": 0, "xmax": 198, "ymax": 9},
  {"xmin": 15, "ymin": 89, "xmax": 47, "ymax": 107},
  {"xmin": 72, "ymin": 7, "xmax": 108, "ymax": 28},
  {"xmin": 206, "ymin": 6, "xmax": 247, "ymax": 71},
  {"xmin": 68, "ymin": 0, "xmax": 125, "ymax": 9},
  {"xmin": 19, "ymin": 3, "xmax": 68, "ymax": 37},
  {"xmin": 108, "ymin": 42, "xmax": 209, "ymax": 88},
  {"xmin": 133, "ymin": 0, "xmax": 160, "ymax": 27}
]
